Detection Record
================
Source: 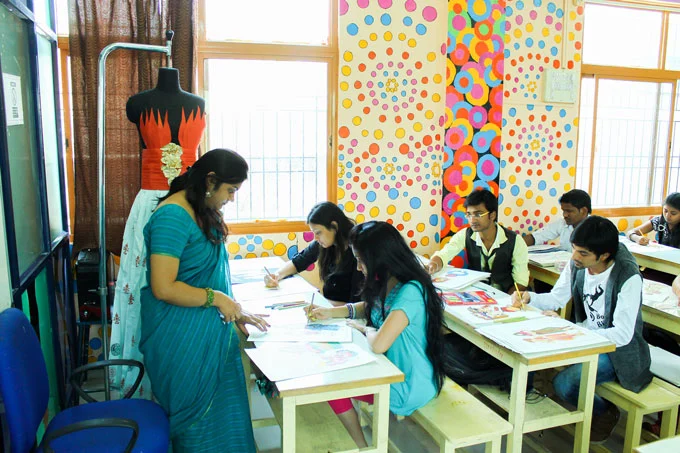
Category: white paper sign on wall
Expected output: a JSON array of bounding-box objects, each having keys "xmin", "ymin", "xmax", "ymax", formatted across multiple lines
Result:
[
  {"xmin": 2, "ymin": 73, "xmax": 24, "ymax": 126},
  {"xmin": 543, "ymin": 69, "xmax": 578, "ymax": 104}
]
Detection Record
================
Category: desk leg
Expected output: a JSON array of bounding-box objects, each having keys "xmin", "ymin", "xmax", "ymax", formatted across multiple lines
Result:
[
  {"xmin": 507, "ymin": 363, "xmax": 529, "ymax": 453},
  {"xmin": 574, "ymin": 356, "xmax": 598, "ymax": 453},
  {"xmin": 282, "ymin": 396, "xmax": 296, "ymax": 453},
  {"xmin": 372, "ymin": 385, "xmax": 390, "ymax": 452}
]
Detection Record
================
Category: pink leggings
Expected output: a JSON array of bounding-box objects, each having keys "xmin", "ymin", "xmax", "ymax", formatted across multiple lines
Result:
[{"xmin": 328, "ymin": 395, "xmax": 374, "ymax": 414}]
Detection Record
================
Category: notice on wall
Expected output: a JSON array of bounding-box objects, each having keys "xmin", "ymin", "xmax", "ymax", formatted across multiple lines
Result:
[{"xmin": 2, "ymin": 73, "xmax": 24, "ymax": 126}]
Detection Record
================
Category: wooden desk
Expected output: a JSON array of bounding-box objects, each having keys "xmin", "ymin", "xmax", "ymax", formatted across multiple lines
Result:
[
  {"xmin": 445, "ymin": 283, "xmax": 615, "ymax": 453},
  {"xmin": 529, "ymin": 265, "xmax": 680, "ymax": 337},
  {"xmin": 274, "ymin": 330, "xmax": 404, "ymax": 453},
  {"xmin": 231, "ymin": 257, "xmax": 404, "ymax": 452},
  {"xmin": 621, "ymin": 239, "xmax": 680, "ymax": 276}
]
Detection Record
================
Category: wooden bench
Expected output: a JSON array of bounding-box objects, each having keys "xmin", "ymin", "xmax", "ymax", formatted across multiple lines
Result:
[
  {"xmin": 596, "ymin": 377, "xmax": 680, "ymax": 453},
  {"xmin": 361, "ymin": 379, "xmax": 512, "ymax": 452}
]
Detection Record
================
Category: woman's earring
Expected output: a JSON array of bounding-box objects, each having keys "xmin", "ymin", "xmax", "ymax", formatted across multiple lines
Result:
[{"xmin": 205, "ymin": 191, "xmax": 212, "ymax": 198}]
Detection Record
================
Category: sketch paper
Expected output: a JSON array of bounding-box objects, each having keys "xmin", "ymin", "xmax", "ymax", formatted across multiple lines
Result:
[
  {"xmin": 642, "ymin": 279, "xmax": 679, "ymax": 315},
  {"xmin": 245, "ymin": 342, "xmax": 377, "ymax": 382},
  {"xmin": 442, "ymin": 290, "xmax": 497, "ymax": 306},
  {"xmin": 231, "ymin": 267, "xmax": 280, "ymax": 285},
  {"xmin": 446, "ymin": 302, "xmax": 543, "ymax": 327},
  {"xmin": 476, "ymin": 317, "xmax": 609, "ymax": 354},
  {"xmin": 528, "ymin": 251, "xmax": 572, "ymax": 267},
  {"xmin": 247, "ymin": 319, "xmax": 353, "ymax": 343},
  {"xmin": 527, "ymin": 244, "xmax": 562, "ymax": 253},
  {"xmin": 431, "ymin": 268, "xmax": 490, "ymax": 291},
  {"xmin": 231, "ymin": 276, "xmax": 316, "ymax": 301},
  {"xmin": 620, "ymin": 237, "xmax": 680, "ymax": 263}
]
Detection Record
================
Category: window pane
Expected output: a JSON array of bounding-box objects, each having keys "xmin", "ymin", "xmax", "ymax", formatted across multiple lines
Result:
[
  {"xmin": 205, "ymin": 0, "xmax": 329, "ymax": 45},
  {"xmin": 0, "ymin": 5, "xmax": 47, "ymax": 273},
  {"xmin": 667, "ymin": 13, "xmax": 680, "ymax": 70},
  {"xmin": 583, "ymin": 4, "xmax": 662, "ymax": 69},
  {"xmin": 56, "ymin": 0, "xmax": 69, "ymax": 36},
  {"xmin": 668, "ymin": 81, "xmax": 680, "ymax": 194},
  {"xmin": 33, "ymin": 0, "xmax": 53, "ymax": 31},
  {"xmin": 576, "ymin": 77, "xmax": 595, "ymax": 192},
  {"xmin": 37, "ymin": 34, "xmax": 65, "ymax": 240},
  {"xmin": 204, "ymin": 59, "xmax": 329, "ymax": 222},
  {"xmin": 589, "ymin": 79, "xmax": 672, "ymax": 208}
]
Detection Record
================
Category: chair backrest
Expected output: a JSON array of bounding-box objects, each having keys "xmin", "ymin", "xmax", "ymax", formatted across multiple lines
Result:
[{"xmin": 0, "ymin": 308, "xmax": 49, "ymax": 453}]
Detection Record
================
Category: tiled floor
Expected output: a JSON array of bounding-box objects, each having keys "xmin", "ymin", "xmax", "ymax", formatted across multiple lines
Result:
[{"xmin": 82, "ymin": 369, "xmax": 649, "ymax": 452}]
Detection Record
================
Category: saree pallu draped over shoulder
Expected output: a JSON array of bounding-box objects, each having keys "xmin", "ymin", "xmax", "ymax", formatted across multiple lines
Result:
[{"xmin": 140, "ymin": 204, "xmax": 255, "ymax": 452}]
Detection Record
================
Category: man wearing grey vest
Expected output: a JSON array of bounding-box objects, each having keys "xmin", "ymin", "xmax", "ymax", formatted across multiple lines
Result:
[{"xmin": 512, "ymin": 216, "xmax": 652, "ymax": 443}]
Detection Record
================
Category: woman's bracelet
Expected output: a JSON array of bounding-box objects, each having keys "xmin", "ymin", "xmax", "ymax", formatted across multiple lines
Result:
[
  {"xmin": 347, "ymin": 303, "xmax": 355, "ymax": 319},
  {"xmin": 203, "ymin": 287, "xmax": 215, "ymax": 308}
]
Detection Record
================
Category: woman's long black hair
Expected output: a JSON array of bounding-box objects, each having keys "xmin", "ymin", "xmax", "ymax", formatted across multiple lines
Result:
[
  {"xmin": 158, "ymin": 148, "xmax": 248, "ymax": 244},
  {"xmin": 307, "ymin": 202, "xmax": 356, "ymax": 281},
  {"xmin": 349, "ymin": 221, "xmax": 445, "ymax": 393}
]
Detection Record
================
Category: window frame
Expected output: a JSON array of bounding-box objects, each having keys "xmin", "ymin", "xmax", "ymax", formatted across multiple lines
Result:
[
  {"xmin": 578, "ymin": 2, "xmax": 680, "ymax": 216},
  {"xmin": 196, "ymin": 0, "xmax": 339, "ymax": 235}
]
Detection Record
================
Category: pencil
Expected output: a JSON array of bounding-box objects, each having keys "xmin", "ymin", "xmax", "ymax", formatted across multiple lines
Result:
[
  {"xmin": 307, "ymin": 293, "xmax": 315, "ymax": 324},
  {"xmin": 264, "ymin": 266, "xmax": 279, "ymax": 288},
  {"xmin": 514, "ymin": 282, "xmax": 525, "ymax": 311}
]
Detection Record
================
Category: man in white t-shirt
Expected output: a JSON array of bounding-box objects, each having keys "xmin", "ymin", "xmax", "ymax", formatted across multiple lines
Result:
[
  {"xmin": 513, "ymin": 216, "xmax": 652, "ymax": 443},
  {"xmin": 523, "ymin": 189, "xmax": 591, "ymax": 251}
]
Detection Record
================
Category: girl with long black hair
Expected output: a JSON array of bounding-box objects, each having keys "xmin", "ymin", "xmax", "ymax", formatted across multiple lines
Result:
[
  {"xmin": 264, "ymin": 201, "xmax": 363, "ymax": 305},
  {"xmin": 310, "ymin": 221, "xmax": 446, "ymax": 447}
]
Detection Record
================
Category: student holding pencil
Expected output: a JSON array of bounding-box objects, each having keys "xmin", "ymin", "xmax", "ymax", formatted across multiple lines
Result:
[
  {"xmin": 264, "ymin": 202, "xmax": 364, "ymax": 306},
  {"xmin": 511, "ymin": 216, "xmax": 652, "ymax": 443},
  {"xmin": 309, "ymin": 221, "xmax": 446, "ymax": 448},
  {"xmin": 626, "ymin": 192, "xmax": 680, "ymax": 248}
]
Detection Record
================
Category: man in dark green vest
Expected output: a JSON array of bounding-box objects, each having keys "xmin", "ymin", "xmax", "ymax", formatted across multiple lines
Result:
[
  {"xmin": 513, "ymin": 216, "xmax": 652, "ymax": 443},
  {"xmin": 426, "ymin": 189, "xmax": 529, "ymax": 294}
]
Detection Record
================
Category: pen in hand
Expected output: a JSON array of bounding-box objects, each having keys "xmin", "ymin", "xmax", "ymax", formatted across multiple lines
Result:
[
  {"xmin": 264, "ymin": 266, "xmax": 279, "ymax": 288},
  {"xmin": 307, "ymin": 293, "xmax": 315, "ymax": 325},
  {"xmin": 514, "ymin": 282, "xmax": 525, "ymax": 311}
]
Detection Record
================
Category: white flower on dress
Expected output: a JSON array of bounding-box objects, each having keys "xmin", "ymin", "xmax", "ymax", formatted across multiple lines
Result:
[{"xmin": 160, "ymin": 143, "xmax": 184, "ymax": 185}]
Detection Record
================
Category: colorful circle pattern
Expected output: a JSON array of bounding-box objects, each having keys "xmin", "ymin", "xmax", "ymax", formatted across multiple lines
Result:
[
  {"xmin": 500, "ymin": 105, "xmax": 577, "ymax": 232},
  {"xmin": 504, "ymin": 1, "xmax": 584, "ymax": 100},
  {"xmin": 338, "ymin": 1, "xmax": 446, "ymax": 250},
  {"xmin": 442, "ymin": 0, "xmax": 504, "ymax": 242}
]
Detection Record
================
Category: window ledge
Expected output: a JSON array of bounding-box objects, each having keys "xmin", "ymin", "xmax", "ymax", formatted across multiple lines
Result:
[{"xmin": 592, "ymin": 207, "xmax": 660, "ymax": 218}]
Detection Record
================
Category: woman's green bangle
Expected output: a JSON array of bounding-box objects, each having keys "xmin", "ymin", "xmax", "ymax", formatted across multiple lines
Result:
[{"xmin": 204, "ymin": 287, "xmax": 215, "ymax": 308}]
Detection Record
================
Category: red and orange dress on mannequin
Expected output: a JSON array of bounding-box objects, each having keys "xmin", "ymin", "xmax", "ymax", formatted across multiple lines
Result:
[{"xmin": 109, "ymin": 70, "xmax": 206, "ymax": 398}]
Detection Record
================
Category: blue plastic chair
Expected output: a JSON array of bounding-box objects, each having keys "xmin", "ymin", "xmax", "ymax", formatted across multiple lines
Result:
[{"xmin": 0, "ymin": 308, "xmax": 169, "ymax": 453}]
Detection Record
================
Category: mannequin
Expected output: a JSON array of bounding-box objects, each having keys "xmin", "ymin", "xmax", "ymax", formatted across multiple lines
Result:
[{"xmin": 109, "ymin": 67, "xmax": 206, "ymax": 399}]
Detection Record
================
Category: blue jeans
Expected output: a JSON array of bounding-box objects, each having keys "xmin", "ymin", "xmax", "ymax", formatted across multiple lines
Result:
[{"xmin": 553, "ymin": 354, "xmax": 616, "ymax": 416}]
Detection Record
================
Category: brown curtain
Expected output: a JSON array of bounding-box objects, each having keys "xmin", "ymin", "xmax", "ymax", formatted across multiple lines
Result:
[{"xmin": 69, "ymin": 0, "xmax": 197, "ymax": 255}]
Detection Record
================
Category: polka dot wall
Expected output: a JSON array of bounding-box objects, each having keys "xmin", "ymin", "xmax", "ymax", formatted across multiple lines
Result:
[
  {"xmin": 498, "ymin": 0, "xmax": 584, "ymax": 232},
  {"xmin": 338, "ymin": 0, "xmax": 447, "ymax": 255},
  {"xmin": 441, "ymin": 0, "xmax": 505, "ymax": 266}
]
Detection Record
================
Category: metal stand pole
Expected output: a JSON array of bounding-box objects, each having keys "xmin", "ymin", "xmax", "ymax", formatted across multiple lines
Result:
[{"xmin": 96, "ymin": 31, "xmax": 174, "ymax": 401}]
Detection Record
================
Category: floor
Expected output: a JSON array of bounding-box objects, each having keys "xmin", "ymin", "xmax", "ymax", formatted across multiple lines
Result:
[
  {"xmin": 248, "ymin": 383, "xmax": 637, "ymax": 453},
  {"xmin": 81, "ymin": 369, "xmax": 654, "ymax": 453}
]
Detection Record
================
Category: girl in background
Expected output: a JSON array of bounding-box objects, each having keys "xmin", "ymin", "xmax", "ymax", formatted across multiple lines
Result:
[
  {"xmin": 264, "ymin": 202, "xmax": 363, "ymax": 305},
  {"xmin": 310, "ymin": 221, "xmax": 446, "ymax": 447},
  {"xmin": 627, "ymin": 192, "xmax": 680, "ymax": 249}
]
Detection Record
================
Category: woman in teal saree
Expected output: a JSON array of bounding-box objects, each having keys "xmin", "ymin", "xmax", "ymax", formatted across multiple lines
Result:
[{"xmin": 140, "ymin": 149, "xmax": 268, "ymax": 452}]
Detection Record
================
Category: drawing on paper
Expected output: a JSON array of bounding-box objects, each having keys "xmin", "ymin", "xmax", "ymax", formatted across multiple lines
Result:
[
  {"xmin": 306, "ymin": 324, "xmax": 340, "ymax": 331},
  {"xmin": 513, "ymin": 326, "xmax": 585, "ymax": 343},
  {"xmin": 467, "ymin": 305, "xmax": 508, "ymax": 321},
  {"xmin": 443, "ymin": 291, "xmax": 497, "ymax": 306}
]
